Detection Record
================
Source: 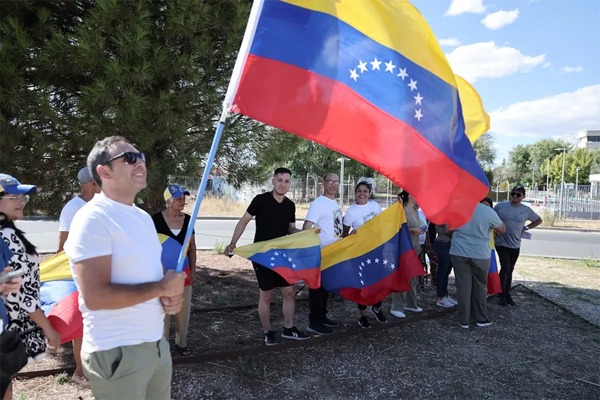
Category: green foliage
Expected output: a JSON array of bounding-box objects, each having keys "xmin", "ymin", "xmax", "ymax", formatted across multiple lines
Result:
[
  {"xmin": 53, "ymin": 371, "xmax": 69, "ymax": 384},
  {"xmin": 0, "ymin": 0, "xmax": 276, "ymax": 215},
  {"xmin": 213, "ymin": 239, "xmax": 227, "ymax": 255},
  {"xmin": 473, "ymin": 131, "xmax": 496, "ymax": 170},
  {"xmin": 580, "ymin": 256, "xmax": 600, "ymax": 269}
]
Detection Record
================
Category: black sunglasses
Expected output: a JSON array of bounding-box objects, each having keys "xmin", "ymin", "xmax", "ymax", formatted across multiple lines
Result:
[
  {"xmin": 510, "ymin": 192, "xmax": 523, "ymax": 198},
  {"xmin": 104, "ymin": 151, "xmax": 146, "ymax": 165}
]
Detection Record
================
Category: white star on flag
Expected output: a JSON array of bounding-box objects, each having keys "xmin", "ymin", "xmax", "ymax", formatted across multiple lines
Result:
[
  {"xmin": 350, "ymin": 69, "xmax": 359, "ymax": 82},
  {"xmin": 370, "ymin": 57, "xmax": 381, "ymax": 70},
  {"xmin": 384, "ymin": 60, "xmax": 396, "ymax": 73},
  {"xmin": 415, "ymin": 109, "xmax": 423, "ymax": 121},
  {"xmin": 375, "ymin": 258, "xmax": 380, "ymax": 263},
  {"xmin": 397, "ymin": 67, "xmax": 408, "ymax": 80},
  {"xmin": 408, "ymin": 79, "xmax": 418, "ymax": 91},
  {"xmin": 414, "ymin": 93, "xmax": 423, "ymax": 105},
  {"xmin": 357, "ymin": 60, "xmax": 368, "ymax": 73},
  {"xmin": 366, "ymin": 259, "xmax": 372, "ymax": 264}
]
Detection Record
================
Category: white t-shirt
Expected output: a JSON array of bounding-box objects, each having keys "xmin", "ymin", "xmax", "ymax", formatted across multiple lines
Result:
[
  {"xmin": 343, "ymin": 201, "xmax": 382, "ymax": 230},
  {"xmin": 64, "ymin": 193, "xmax": 165, "ymax": 353},
  {"xmin": 305, "ymin": 195, "xmax": 343, "ymax": 246},
  {"xmin": 417, "ymin": 208, "xmax": 428, "ymax": 245},
  {"xmin": 58, "ymin": 196, "xmax": 87, "ymax": 232}
]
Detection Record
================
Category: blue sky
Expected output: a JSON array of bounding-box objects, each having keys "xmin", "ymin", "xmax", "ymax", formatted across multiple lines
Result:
[{"xmin": 411, "ymin": 0, "xmax": 600, "ymax": 164}]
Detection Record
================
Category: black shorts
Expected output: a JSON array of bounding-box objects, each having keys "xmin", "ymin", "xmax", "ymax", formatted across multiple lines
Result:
[{"xmin": 252, "ymin": 262, "xmax": 291, "ymax": 291}]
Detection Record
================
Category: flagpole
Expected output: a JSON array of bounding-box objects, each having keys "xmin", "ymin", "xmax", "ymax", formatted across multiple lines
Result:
[
  {"xmin": 175, "ymin": 107, "xmax": 228, "ymax": 272},
  {"xmin": 174, "ymin": 0, "xmax": 264, "ymax": 272}
]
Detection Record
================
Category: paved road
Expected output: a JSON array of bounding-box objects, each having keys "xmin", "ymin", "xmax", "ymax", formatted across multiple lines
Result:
[{"xmin": 15, "ymin": 219, "xmax": 600, "ymax": 259}]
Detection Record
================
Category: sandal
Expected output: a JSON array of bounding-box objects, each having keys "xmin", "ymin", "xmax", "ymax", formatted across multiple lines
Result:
[{"xmin": 177, "ymin": 346, "xmax": 191, "ymax": 356}]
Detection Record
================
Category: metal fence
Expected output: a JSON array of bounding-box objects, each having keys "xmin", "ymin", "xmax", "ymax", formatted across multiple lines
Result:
[{"xmin": 494, "ymin": 184, "xmax": 600, "ymax": 220}]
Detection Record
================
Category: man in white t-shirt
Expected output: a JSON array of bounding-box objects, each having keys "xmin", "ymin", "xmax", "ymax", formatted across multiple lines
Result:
[
  {"xmin": 57, "ymin": 166, "xmax": 99, "ymax": 252},
  {"xmin": 64, "ymin": 136, "xmax": 185, "ymax": 400},
  {"xmin": 56, "ymin": 166, "xmax": 99, "ymax": 387},
  {"xmin": 302, "ymin": 173, "xmax": 343, "ymax": 335}
]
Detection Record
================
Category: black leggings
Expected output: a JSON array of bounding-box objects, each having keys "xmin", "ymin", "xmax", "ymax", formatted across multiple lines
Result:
[
  {"xmin": 357, "ymin": 301, "xmax": 382, "ymax": 311},
  {"xmin": 496, "ymin": 245, "xmax": 520, "ymax": 298}
]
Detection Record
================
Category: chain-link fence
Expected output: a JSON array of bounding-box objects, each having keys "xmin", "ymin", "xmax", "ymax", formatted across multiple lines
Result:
[{"xmin": 492, "ymin": 184, "xmax": 600, "ymax": 220}]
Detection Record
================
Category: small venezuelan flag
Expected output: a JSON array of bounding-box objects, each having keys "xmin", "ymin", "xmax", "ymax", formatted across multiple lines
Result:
[{"xmin": 234, "ymin": 229, "xmax": 321, "ymax": 289}]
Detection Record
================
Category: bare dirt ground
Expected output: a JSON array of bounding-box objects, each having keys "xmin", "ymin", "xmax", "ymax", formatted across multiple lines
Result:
[{"xmin": 12, "ymin": 252, "xmax": 600, "ymax": 400}]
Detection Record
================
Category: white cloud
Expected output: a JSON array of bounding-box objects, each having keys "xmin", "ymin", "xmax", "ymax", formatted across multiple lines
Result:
[
  {"xmin": 560, "ymin": 66, "xmax": 583, "ymax": 73},
  {"xmin": 446, "ymin": 0, "xmax": 486, "ymax": 16},
  {"xmin": 446, "ymin": 41, "xmax": 545, "ymax": 82},
  {"xmin": 439, "ymin": 38, "xmax": 462, "ymax": 47},
  {"xmin": 543, "ymin": 62, "xmax": 552, "ymax": 69},
  {"xmin": 481, "ymin": 9, "xmax": 519, "ymax": 29},
  {"xmin": 489, "ymin": 85, "xmax": 600, "ymax": 138}
]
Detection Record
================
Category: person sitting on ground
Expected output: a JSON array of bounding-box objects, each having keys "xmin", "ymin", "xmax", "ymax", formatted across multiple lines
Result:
[
  {"xmin": 152, "ymin": 184, "xmax": 197, "ymax": 356},
  {"xmin": 225, "ymin": 167, "xmax": 309, "ymax": 345},
  {"xmin": 450, "ymin": 201, "xmax": 505, "ymax": 329},
  {"xmin": 390, "ymin": 191, "xmax": 425, "ymax": 318},
  {"xmin": 342, "ymin": 181, "xmax": 387, "ymax": 328}
]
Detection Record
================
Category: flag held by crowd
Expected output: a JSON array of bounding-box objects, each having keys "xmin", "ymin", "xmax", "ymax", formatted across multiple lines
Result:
[
  {"xmin": 321, "ymin": 202, "xmax": 424, "ymax": 305},
  {"xmin": 225, "ymin": 0, "xmax": 490, "ymax": 228},
  {"xmin": 234, "ymin": 229, "xmax": 322, "ymax": 289},
  {"xmin": 488, "ymin": 249, "xmax": 502, "ymax": 295}
]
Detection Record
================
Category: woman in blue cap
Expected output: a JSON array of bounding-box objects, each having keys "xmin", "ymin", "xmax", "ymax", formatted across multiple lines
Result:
[{"xmin": 0, "ymin": 174, "xmax": 60, "ymax": 399}]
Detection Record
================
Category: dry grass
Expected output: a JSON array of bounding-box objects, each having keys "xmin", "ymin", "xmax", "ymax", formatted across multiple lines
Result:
[
  {"xmin": 13, "ymin": 253, "xmax": 600, "ymax": 399},
  {"xmin": 185, "ymin": 196, "xmax": 312, "ymax": 218}
]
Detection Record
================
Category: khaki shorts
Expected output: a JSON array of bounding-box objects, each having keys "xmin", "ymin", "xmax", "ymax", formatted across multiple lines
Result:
[{"xmin": 81, "ymin": 338, "xmax": 172, "ymax": 400}]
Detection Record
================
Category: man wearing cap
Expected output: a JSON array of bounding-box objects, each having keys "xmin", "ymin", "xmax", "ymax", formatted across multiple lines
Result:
[
  {"xmin": 63, "ymin": 136, "xmax": 185, "ymax": 399},
  {"xmin": 151, "ymin": 184, "xmax": 196, "ymax": 356},
  {"xmin": 57, "ymin": 166, "xmax": 99, "ymax": 252},
  {"xmin": 493, "ymin": 186, "xmax": 543, "ymax": 306}
]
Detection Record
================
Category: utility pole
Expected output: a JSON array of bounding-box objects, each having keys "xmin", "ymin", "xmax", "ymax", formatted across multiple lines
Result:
[
  {"xmin": 337, "ymin": 157, "xmax": 349, "ymax": 206},
  {"xmin": 555, "ymin": 148, "xmax": 566, "ymax": 219}
]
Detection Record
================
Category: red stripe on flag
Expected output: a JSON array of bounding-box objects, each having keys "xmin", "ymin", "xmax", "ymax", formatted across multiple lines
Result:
[
  {"xmin": 272, "ymin": 266, "xmax": 321, "ymax": 289},
  {"xmin": 232, "ymin": 56, "xmax": 488, "ymax": 226}
]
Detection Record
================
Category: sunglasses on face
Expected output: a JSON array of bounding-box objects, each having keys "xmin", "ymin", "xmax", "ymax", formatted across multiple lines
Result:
[
  {"xmin": 510, "ymin": 192, "xmax": 523, "ymax": 198},
  {"xmin": 104, "ymin": 151, "xmax": 146, "ymax": 165},
  {"xmin": 2, "ymin": 194, "xmax": 30, "ymax": 204}
]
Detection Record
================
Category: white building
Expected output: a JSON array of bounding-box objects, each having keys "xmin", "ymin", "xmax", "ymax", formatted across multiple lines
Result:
[{"xmin": 576, "ymin": 129, "xmax": 600, "ymax": 150}]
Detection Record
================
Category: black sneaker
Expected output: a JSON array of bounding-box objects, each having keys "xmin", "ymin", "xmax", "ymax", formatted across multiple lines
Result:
[
  {"xmin": 498, "ymin": 297, "xmax": 508, "ymax": 307},
  {"xmin": 358, "ymin": 316, "xmax": 371, "ymax": 329},
  {"xmin": 369, "ymin": 306, "xmax": 388, "ymax": 323},
  {"xmin": 322, "ymin": 316, "xmax": 339, "ymax": 328},
  {"xmin": 507, "ymin": 295, "xmax": 516, "ymax": 306},
  {"xmin": 263, "ymin": 330, "xmax": 279, "ymax": 346},
  {"xmin": 476, "ymin": 320, "xmax": 493, "ymax": 327},
  {"xmin": 282, "ymin": 326, "xmax": 310, "ymax": 340},
  {"xmin": 307, "ymin": 323, "xmax": 334, "ymax": 335}
]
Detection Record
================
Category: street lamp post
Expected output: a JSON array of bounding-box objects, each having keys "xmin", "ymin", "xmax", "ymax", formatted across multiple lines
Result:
[
  {"xmin": 337, "ymin": 157, "xmax": 349, "ymax": 206},
  {"xmin": 575, "ymin": 167, "xmax": 580, "ymax": 206},
  {"xmin": 555, "ymin": 148, "xmax": 566, "ymax": 219}
]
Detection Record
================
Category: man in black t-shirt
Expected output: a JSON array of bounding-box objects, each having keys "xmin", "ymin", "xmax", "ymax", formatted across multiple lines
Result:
[{"xmin": 225, "ymin": 167, "xmax": 309, "ymax": 345}]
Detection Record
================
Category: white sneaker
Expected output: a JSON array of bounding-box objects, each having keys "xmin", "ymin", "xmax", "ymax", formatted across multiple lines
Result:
[
  {"xmin": 436, "ymin": 297, "xmax": 454, "ymax": 308},
  {"xmin": 405, "ymin": 306, "xmax": 423, "ymax": 313},
  {"xmin": 446, "ymin": 296, "xmax": 458, "ymax": 305},
  {"xmin": 390, "ymin": 310, "xmax": 406, "ymax": 318}
]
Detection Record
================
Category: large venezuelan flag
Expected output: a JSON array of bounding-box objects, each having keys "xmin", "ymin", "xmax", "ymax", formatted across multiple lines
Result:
[
  {"xmin": 234, "ymin": 229, "xmax": 321, "ymax": 289},
  {"xmin": 321, "ymin": 202, "xmax": 424, "ymax": 305},
  {"xmin": 226, "ymin": 0, "xmax": 489, "ymax": 228}
]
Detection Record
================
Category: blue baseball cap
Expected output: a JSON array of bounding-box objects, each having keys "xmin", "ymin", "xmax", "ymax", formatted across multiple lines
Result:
[
  {"xmin": 163, "ymin": 184, "xmax": 190, "ymax": 202},
  {"xmin": 0, "ymin": 173, "xmax": 37, "ymax": 195}
]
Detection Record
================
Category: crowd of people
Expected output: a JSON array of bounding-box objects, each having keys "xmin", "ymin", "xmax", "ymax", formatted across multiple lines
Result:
[{"xmin": 0, "ymin": 135, "xmax": 543, "ymax": 399}]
